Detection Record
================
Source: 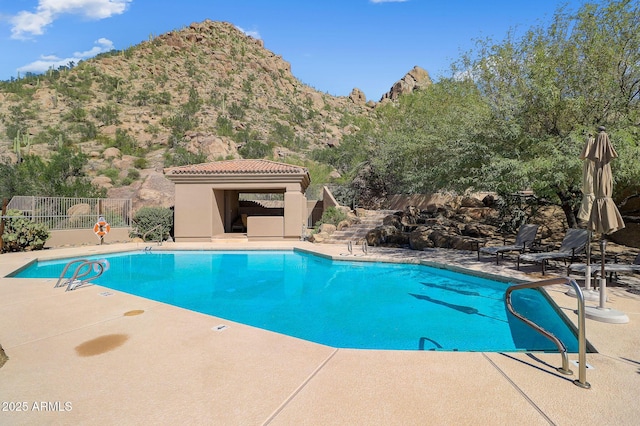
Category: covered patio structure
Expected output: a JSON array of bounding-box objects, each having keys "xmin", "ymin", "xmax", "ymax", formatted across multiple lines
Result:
[{"xmin": 164, "ymin": 159, "xmax": 311, "ymax": 241}]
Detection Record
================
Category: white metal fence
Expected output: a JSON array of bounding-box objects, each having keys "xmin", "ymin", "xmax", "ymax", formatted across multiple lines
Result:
[{"xmin": 4, "ymin": 196, "xmax": 132, "ymax": 230}]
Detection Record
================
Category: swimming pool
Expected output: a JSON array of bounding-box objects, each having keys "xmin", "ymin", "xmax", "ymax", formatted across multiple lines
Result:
[{"xmin": 11, "ymin": 250, "xmax": 579, "ymax": 352}]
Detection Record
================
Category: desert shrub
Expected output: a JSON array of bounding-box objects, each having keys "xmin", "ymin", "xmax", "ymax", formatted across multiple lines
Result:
[
  {"xmin": 163, "ymin": 146, "xmax": 207, "ymax": 167},
  {"xmin": 314, "ymin": 206, "xmax": 348, "ymax": 231},
  {"xmin": 161, "ymin": 112, "xmax": 198, "ymax": 144},
  {"xmin": 130, "ymin": 207, "xmax": 173, "ymax": 242},
  {"xmin": 101, "ymin": 168, "xmax": 119, "ymax": 183},
  {"xmin": 154, "ymin": 91, "xmax": 171, "ymax": 104},
  {"xmin": 133, "ymin": 157, "xmax": 148, "ymax": 169},
  {"xmin": 268, "ymin": 122, "xmax": 295, "ymax": 146},
  {"xmin": 228, "ymin": 102, "xmax": 245, "ymax": 120},
  {"xmin": 238, "ymin": 140, "xmax": 272, "ymax": 159},
  {"xmin": 93, "ymin": 104, "xmax": 120, "ymax": 125},
  {"xmin": 216, "ymin": 115, "xmax": 234, "ymax": 137},
  {"xmin": 1, "ymin": 210, "xmax": 50, "ymax": 252},
  {"xmin": 72, "ymin": 121, "xmax": 98, "ymax": 142},
  {"xmin": 127, "ymin": 168, "xmax": 140, "ymax": 180},
  {"xmin": 108, "ymin": 128, "xmax": 144, "ymax": 156}
]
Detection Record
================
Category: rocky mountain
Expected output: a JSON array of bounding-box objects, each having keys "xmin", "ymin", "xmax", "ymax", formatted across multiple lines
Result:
[{"xmin": 0, "ymin": 20, "xmax": 431, "ymax": 209}]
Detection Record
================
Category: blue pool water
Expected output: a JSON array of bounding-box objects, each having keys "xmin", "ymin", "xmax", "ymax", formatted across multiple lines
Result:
[{"xmin": 11, "ymin": 250, "xmax": 579, "ymax": 352}]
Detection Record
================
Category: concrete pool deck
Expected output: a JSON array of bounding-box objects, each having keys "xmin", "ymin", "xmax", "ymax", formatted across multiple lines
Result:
[{"xmin": 1, "ymin": 241, "xmax": 639, "ymax": 425}]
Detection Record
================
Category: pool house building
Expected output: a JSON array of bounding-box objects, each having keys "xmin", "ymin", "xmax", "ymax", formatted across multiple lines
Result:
[{"xmin": 164, "ymin": 159, "xmax": 319, "ymax": 241}]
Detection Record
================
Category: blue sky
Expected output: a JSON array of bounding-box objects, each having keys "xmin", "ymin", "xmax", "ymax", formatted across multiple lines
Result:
[{"xmin": 1, "ymin": 0, "xmax": 589, "ymax": 100}]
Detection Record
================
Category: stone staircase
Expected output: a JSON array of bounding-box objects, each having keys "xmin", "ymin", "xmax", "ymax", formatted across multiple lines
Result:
[{"xmin": 322, "ymin": 209, "xmax": 397, "ymax": 245}]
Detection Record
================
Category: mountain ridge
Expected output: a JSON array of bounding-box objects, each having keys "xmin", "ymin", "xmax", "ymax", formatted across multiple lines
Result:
[{"xmin": 0, "ymin": 20, "xmax": 431, "ymax": 209}]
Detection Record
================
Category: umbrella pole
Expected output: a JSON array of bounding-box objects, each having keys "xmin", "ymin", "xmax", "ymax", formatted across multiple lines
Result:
[
  {"xmin": 599, "ymin": 238, "xmax": 606, "ymax": 308},
  {"xmin": 584, "ymin": 231, "xmax": 592, "ymax": 291},
  {"xmin": 585, "ymin": 237, "xmax": 629, "ymax": 324}
]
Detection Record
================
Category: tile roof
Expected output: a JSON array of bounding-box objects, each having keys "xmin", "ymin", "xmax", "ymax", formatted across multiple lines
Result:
[{"xmin": 164, "ymin": 159, "xmax": 309, "ymax": 175}]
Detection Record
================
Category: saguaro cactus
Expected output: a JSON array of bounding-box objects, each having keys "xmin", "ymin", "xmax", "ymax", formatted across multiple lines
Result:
[{"xmin": 13, "ymin": 130, "xmax": 32, "ymax": 162}]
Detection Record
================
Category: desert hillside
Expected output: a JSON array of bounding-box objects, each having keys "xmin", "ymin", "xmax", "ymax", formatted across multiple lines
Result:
[{"xmin": 0, "ymin": 20, "xmax": 431, "ymax": 209}]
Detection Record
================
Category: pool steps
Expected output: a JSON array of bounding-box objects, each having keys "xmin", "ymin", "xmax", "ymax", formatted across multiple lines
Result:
[{"xmin": 323, "ymin": 210, "xmax": 394, "ymax": 245}]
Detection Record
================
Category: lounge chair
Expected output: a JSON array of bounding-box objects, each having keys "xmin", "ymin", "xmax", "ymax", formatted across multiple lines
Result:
[
  {"xmin": 517, "ymin": 228, "xmax": 589, "ymax": 275},
  {"xmin": 478, "ymin": 224, "xmax": 539, "ymax": 264},
  {"xmin": 568, "ymin": 253, "xmax": 640, "ymax": 282}
]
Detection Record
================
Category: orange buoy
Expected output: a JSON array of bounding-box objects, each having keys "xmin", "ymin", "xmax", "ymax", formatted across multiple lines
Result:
[{"xmin": 93, "ymin": 217, "xmax": 111, "ymax": 238}]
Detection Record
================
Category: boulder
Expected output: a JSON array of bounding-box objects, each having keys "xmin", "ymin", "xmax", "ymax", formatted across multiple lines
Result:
[
  {"xmin": 448, "ymin": 235, "xmax": 477, "ymax": 251},
  {"xmin": 426, "ymin": 229, "xmax": 452, "ymax": 248},
  {"xmin": 610, "ymin": 223, "xmax": 640, "ymax": 249},
  {"xmin": 482, "ymin": 194, "xmax": 496, "ymax": 207},
  {"xmin": 409, "ymin": 226, "xmax": 434, "ymax": 250},
  {"xmin": 91, "ymin": 176, "xmax": 113, "ymax": 189},
  {"xmin": 305, "ymin": 92, "xmax": 325, "ymax": 110},
  {"xmin": 461, "ymin": 223, "xmax": 496, "ymax": 238},
  {"xmin": 309, "ymin": 232, "xmax": 329, "ymax": 243},
  {"xmin": 67, "ymin": 203, "xmax": 92, "ymax": 227},
  {"xmin": 184, "ymin": 133, "xmax": 236, "ymax": 160},
  {"xmin": 380, "ymin": 66, "xmax": 432, "ymax": 101},
  {"xmin": 387, "ymin": 231, "xmax": 410, "ymax": 246},
  {"xmin": 355, "ymin": 208, "xmax": 368, "ymax": 218},
  {"xmin": 460, "ymin": 196, "xmax": 485, "ymax": 208},
  {"xmin": 103, "ymin": 147, "xmax": 121, "ymax": 159},
  {"xmin": 456, "ymin": 207, "xmax": 497, "ymax": 222},
  {"xmin": 67, "ymin": 203, "xmax": 91, "ymax": 217},
  {"xmin": 383, "ymin": 214, "xmax": 403, "ymax": 230},
  {"xmin": 336, "ymin": 220, "xmax": 351, "ymax": 231},
  {"xmin": 112, "ymin": 155, "xmax": 136, "ymax": 171},
  {"xmin": 319, "ymin": 223, "xmax": 337, "ymax": 235},
  {"xmin": 130, "ymin": 172, "xmax": 175, "ymax": 210},
  {"xmin": 349, "ymin": 88, "xmax": 367, "ymax": 104},
  {"xmin": 366, "ymin": 225, "xmax": 404, "ymax": 246}
]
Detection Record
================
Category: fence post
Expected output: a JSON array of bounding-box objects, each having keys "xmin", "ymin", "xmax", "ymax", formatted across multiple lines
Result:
[{"xmin": 0, "ymin": 198, "xmax": 7, "ymax": 253}]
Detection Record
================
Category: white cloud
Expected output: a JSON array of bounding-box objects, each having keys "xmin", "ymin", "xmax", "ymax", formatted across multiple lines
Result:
[
  {"xmin": 235, "ymin": 25, "xmax": 261, "ymax": 40},
  {"xmin": 16, "ymin": 38, "xmax": 115, "ymax": 75},
  {"xmin": 73, "ymin": 37, "xmax": 114, "ymax": 57},
  {"xmin": 10, "ymin": 0, "xmax": 132, "ymax": 39}
]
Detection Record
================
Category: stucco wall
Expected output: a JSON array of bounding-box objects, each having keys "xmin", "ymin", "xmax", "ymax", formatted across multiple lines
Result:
[
  {"xmin": 173, "ymin": 184, "xmax": 215, "ymax": 240},
  {"xmin": 247, "ymin": 216, "xmax": 284, "ymax": 240},
  {"xmin": 45, "ymin": 228, "xmax": 132, "ymax": 248}
]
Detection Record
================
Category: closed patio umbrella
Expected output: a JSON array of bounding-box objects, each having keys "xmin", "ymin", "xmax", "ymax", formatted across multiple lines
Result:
[
  {"xmin": 578, "ymin": 134, "xmax": 596, "ymax": 295},
  {"xmin": 585, "ymin": 126, "xmax": 627, "ymax": 323},
  {"xmin": 577, "ymin": 134, "xmax": 596, "ymax": 222}
]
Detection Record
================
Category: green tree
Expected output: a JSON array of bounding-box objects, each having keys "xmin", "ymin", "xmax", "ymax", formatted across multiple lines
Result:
[
  {"xmin": 0, "ymin": 147, "xmax": 105, "ymax": 199},
  {"xmin": 454, "ymin": 0, "xmax": 640, "ymax": 227},
  {"xmin": 318, "ymin": 1, "xmax": 639, "ymax": 226}
]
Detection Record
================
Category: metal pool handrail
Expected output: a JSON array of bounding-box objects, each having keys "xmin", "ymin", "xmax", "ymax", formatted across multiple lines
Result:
[
  {"xmin": 55, "ymin": 259, "xmax": 108, "ymax": 291},
  {"xmin": 505, "ymin": 277, "xmax": 590, "ymax": 389},
  {"xmin": 54, "ymin": 259, "xmax": 90, "ymax": 288}
]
